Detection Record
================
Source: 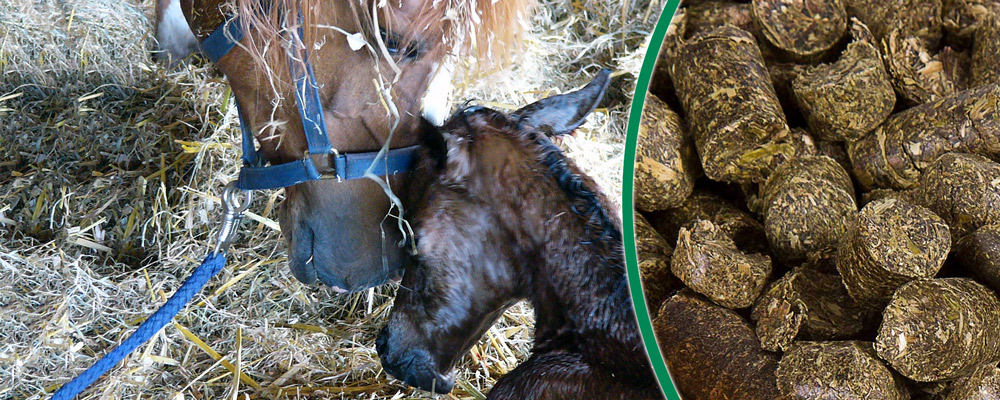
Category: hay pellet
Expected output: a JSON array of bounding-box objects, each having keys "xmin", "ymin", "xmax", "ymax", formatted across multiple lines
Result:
[
  {"xmin": 654, "ymin": 290, "xmax": 781, "ymax": 400},
  {"xmin": 943, "ymin": 0, "xmax": 1000, "ymax": 46},
  {"xmin": 683, "ymin": 1, "xmax": 758, "ymax": 39},
  {"xmin": 972, "ymin": 13, "xmax": 1000, "ymax": 87},
  {"xmin": 646, "ymin": 189, "xmax": 769, "ymax": 254},
  {"xmin": 836, "ymin": 198, "xmax": 951, "ymax": 308},
  {"xmin": 761, "ymin": 156, "xmax": 856, "ymax": 265},
  {"xmin": 751, "ymin": 0, "xmax": 848, "ymax": 60},
  {"xmin": 944, "ymin": 365, "xmax": 1000, "ymax": 400},
  {"xmin": 875, "ymin": 278, "xmax": 1000, "ymax": 382},
  {"xmin": 956, "ymin": 224, "xmax": 1000, "ymax": 292},
  {"xmin": 635, "ymin": 211, "xmax": 678, "ymax": 313},
  {"xmin": 845, "ymin": 0, "xmax": 944, "ymax": 46},
  {"xmin": 847, "ymin": 83, "xmax": 1000, "ymax": 190},
  {"xmin": 672, "ymin": 219, "xmax": 772, "ymax": 309},
  {"xmin": 635, "ymin": 95, "xmax": 699, "ymax": 212},
  {"xmin": 915, "ymin": 153, "xmax": 1000, "ymax": 237},
  {"xmin": 776, "ymin": 341, "xmax": 909, "ymax": 400},
  {"xmin": 752, "ymin": 268, "xmax": 872, "ymax": 352},
  {"xmin": 672, "ymin": 25, "xmax": 797, "ymax": 184},
  {"xmin": 883, "ymin": 27, "xmax": 969, "ymax": 106},
  {"xmin": 791, "ymin": 19, "xmax": 895, "ymax": 141}
]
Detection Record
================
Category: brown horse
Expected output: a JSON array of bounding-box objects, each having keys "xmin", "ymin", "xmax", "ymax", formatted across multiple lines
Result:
[
  {"xmin": 375, "ymin": 71, "xmax": 664, "ymax": 399},
  {"xmin": 154, "ymin": 0, "xmax": 531, "ymax": 292}
]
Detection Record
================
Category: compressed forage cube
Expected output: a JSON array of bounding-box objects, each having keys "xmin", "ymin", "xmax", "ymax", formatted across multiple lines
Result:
[
  {"xmin": 944, "ymin": 365, "xmax": 1000, "ymax": 400},
  {"xmin": 883, "ymin": 27, "xmax": 969, "ymax": 106},
  {"xmin": 845, "ymin": 0, "xmax": 944, "ymax": 46},
  {"xmin": 635, "ymin": 95, "xmax": 699, "ymax": 212},
  {"xmin": 791, "ymin": 19, "xmax": 895, "ymax": 141},
  {"xmin": 875, "ymin": 278, "xmax": 1000, "ymax": 382},
  {"xmin": 683, "ymin": 1, "xmax": 758, "ymax": 39},
  {"xmin": 972, "ymin": 13, "xmax": 1000, "ymax": 87},
  {"xmin": 672, "ymin": 25, "xmax": 798, "ymax": 184},
  {"xmin": 752, "ymin": 0, "xmax": 848, "ymax": 60},
  {"xmin": 654, "ymin": 290, "xmax": 781, "ymax": 400},
  {"xmin": 646, "ymin": 189, "xmax": 769, "ymax": 254},
  {"xmin": 752, "ymin": 268, "xmax": 873, "ymax": 352},
  {"xmin": 672, "ymin": 219, "xmax": 772, "ymax": 309},
  {"xmin": 776, "ymin": 341, "xmax": 909, "ymax": 400},
  {"xmin": 915, "ymin": 153, "xmax": 1000, "ymax": 237},
  {"xmin": 956, "ymin": 224, "xmax": 1000, "ymax": 292},
  {"xmin": 761, "ymin": 156, "xmax": 857, "ymax": 265},
  {"xmin": 848, "ymin": 84, "xmax": 1000, "ymax": 190},
  {"xmin": 943, "ymin": 0, "xmax": 1000, "ymax": 46},
  {"xmin": 836, "ymin": 198, "xmax": 951, "ymax": 308},
  {"xmin": 635, "ymin": 211, "xmax": 678, "ymax": 312}
]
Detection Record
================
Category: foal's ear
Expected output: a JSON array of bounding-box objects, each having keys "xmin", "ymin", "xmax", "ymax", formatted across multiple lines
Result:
[
  {"xmin": 419, "ymin": 117, "xmax": 448, "ymax": 171},
  {"xmin": 510, "ymin": 68, "xmax": 612, "ymax": 137}
]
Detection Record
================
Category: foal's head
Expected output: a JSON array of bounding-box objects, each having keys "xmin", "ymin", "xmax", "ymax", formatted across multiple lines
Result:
[
  {"xmin": 184, "ymin": 0, "xmax": 531, "ymax": 291},
  {"xmin": 376, "ymin": 71, "xmax": 612, "ymax": 393}
]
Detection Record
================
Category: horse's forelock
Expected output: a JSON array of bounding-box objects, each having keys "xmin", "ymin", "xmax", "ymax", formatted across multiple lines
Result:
[{"xmin": 410, "ymin": 0, "xmax": 533, "ymax": 67}]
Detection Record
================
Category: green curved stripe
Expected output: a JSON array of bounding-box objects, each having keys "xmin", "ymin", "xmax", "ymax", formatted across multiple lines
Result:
[{"xmin": 624, "ymin": 1, "xmax": 682, "ymax": 399}]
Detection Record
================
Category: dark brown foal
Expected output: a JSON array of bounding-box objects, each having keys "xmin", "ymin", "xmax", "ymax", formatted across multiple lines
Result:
[{"xmin": 376, "ymin": 71, "xmax": 663, "ymax": 400}]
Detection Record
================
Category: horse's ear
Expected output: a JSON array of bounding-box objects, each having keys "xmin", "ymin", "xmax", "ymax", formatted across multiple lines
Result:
[{"xmin": 510, "ymin": 69, "xmax": 612, "ymax": 137}]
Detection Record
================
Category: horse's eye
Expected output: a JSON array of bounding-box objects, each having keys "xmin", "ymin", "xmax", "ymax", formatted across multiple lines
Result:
[{"xmin": 379, "ymin": 28, "xmax": 420, "ymax": 60}]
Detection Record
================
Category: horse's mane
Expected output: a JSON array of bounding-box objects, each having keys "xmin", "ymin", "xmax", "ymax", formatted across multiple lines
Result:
[
  {"xmin": 523, "ymin": 128, "xmax": 623, "ymax": 246},
  {"xmin": 233, "ymin": 0, "xmax": 532, "ymax": 82}
]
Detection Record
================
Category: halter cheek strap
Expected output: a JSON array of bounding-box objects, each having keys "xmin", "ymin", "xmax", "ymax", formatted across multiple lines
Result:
[{"xmin": 200, "ymin": 14, "xmax": 420, "ymax": 191}]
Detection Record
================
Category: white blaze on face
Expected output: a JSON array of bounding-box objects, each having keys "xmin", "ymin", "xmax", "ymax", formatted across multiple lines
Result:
[
  {"xmin": 155, "ymin": 0, "xmax": 199, "ymax": 62},
  {"xmin": 421, "ymin": 62, "xmax": 454, "ymax": 126}
]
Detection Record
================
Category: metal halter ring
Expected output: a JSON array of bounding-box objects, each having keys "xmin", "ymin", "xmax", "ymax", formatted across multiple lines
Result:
[{"xmin": 213, "ymin": 182, "xmax": 253, "ymax": 255}]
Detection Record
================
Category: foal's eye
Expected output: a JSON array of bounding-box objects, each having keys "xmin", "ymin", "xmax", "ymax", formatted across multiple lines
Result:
[{"xmin": 379, "ymin": 28, "xmax": 420, "ymax": 60}]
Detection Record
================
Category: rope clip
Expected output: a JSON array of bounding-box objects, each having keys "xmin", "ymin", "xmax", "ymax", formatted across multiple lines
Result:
[{"xmin": 213, "ymin": 182, "xmax": 252, "ymax": 255}]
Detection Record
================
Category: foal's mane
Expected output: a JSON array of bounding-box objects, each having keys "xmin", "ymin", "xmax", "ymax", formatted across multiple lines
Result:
[{"xmin": 233, "ymin": 0, "xmax": 532, "ymax": 81}]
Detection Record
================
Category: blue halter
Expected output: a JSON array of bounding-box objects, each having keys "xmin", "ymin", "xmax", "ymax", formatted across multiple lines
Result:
[{"xmin": 200, "ymin": 14, "xmax": 420, "ymax": 191}]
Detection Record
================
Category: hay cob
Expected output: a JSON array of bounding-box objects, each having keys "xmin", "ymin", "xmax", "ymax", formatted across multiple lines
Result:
[
  {"xmin": 654, "ymin": 290, "xmax": 781, "ymax": 400},
  {"xmin": 634, "ymin": 211, "xmax": 678, "ymax": 313},
  {"xmin": 844, "ymin": 0, "xmax": 944, "ymax": 46},
  {"xmin": 955, "ymin": 224, "xmax": 1000, "ymax": 291},
  {"xmin": 645, "ymin": 188, "xmax": 769, "ymax": 254},
  {"xmin": 875, "ymin": 278, "xmax": 1000, "ymax": 382},
  {"xmin": 760, "ymin": 155, "xmax": 856, "ymax": 265},
  {"xmin": 751, "ymin": 268, "xmax": 872, "ymax": 352},
  {"xmin": 752, "ymin": 0, "xmax": 848, "ymax": 61},
  {"xmin": 883, "ymin": 27, "xmax": 969, "ymax": 106},
  {"xmin": 942, "ymin": 0, "xmax": 1000, "ymax": 45},
  {"xmin": 944, "ymin": 365, "xmax": 1000, "ymax": 400},
  {"xmin": 836, "ymin": 198, "xmax": 951, "ymax": 308},
  {"xmin": 914, "ymin": 152, "xmax": 1000, "ymax": 237},
  {"xmin": 791, "ymin": 19, "xmax": 895, "ymax": 141},
  {"xmin": 971, "ymin": 13, "xmax": 1000, "ymax": 87},
  {"xmin": 634, "ymin": 95, "xmax": 699, "ymax": 212},
  {"xmin": 848, "ymin": 84, "xmax": 1000, "ymax": 190},
  {"xmin": 671, "ymin": 219, "xmax": 772, "ymax": 309},
  {"xmin": 776, "ymin": 341, "xmax": 909, "ymax": 400},
  {"xmin": 671, "ymin": 25, "xmax": 797, "ymax": 184}
]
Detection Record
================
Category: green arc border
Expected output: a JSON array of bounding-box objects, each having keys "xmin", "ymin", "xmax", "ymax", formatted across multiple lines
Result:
[{"xmin": 624, "ymin": 1, "xmax": 682, "ymax": 399}]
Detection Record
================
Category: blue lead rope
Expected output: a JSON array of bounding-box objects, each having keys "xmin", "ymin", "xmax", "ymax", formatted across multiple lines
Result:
[{"xmin": 50, "ymin": 253, "xmax": 228, "ymax": 400}]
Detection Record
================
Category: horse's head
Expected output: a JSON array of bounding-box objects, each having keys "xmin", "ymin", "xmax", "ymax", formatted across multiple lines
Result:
[
  {"xmin": 181, "ymin": 0, "xmax": 530, "ymax": 292},
  {"xmin": 376, "ymin": 71, "xmax": 611, "ymax": 393}
]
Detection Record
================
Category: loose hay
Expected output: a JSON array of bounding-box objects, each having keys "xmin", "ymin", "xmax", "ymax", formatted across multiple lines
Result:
[{"xmin": 0, "ymin": 0, "xmax": 662, "ymax": 398}]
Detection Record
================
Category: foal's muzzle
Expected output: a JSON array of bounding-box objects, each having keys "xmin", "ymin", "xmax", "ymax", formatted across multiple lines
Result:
[{"xmin": 376, "ymin": 326, "xmax": 455, "ymax": 394}]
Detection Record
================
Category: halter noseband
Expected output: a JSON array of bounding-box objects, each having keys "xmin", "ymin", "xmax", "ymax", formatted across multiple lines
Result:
[{"xmin": 200, "ymin": 13, "xmax": 420, "ymax": 191}]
